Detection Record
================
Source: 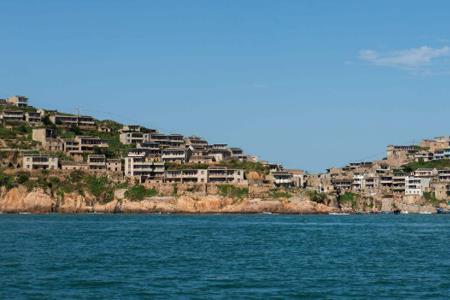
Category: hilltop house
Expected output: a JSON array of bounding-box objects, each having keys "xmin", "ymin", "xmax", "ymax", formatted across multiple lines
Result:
[{"xmin": 22, "ymin": 154, "xmax": 58, "ymax": 170}]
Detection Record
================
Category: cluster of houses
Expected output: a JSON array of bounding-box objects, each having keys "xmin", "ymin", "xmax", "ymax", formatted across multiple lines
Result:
[
  {"xmin": 3, "ymin": 96, "xmax": 274, "ymax": 185},
  {"xmin": 2, "ymin": 95, "xmax": 450, "ymax": 200},
  {"xmin": 305, "ymin": 137, "xmax": 450, "ymax": 201}
]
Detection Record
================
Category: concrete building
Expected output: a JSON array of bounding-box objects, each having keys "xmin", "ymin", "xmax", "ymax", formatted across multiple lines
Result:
[
  {"xmin": 63, "ymin": 136, "xmax": 108, "ymax": 160},
  {"xmin": 61, "ymin": 161, "xmax": 89, "ymax": 171},
  {"xmin": 25, "ymin": 112, "xmax": 42, "ymax": 125},
  {"xmin": 331, "ymin": 177, "xmax": 353, "ymax": 191},
  {"xmin": 392, "ymin": 176, "xmax": 406, "ymax": 193},
  {"xmin": 32, "ymin": 128, "xmax": 64, "ymax": 152},
  {"xmin": 185, "ymin": 136, "xmax": 208, "ymax": 148},
  {"xmin": 207, "ymin": 167, "xmax": 245, "ymax": 184},
  {"xmin": 413, "ymin": 168, "xmax": 438, "ymax": 178},
  {"xmin": 124, "ymin": 151, "xmax": 165, "ymax": 181},
  {"xmin": 1, "ymin": 110, "xmax": 24, "ymax": 123},
  {"xmin": 438, "ymin": 169, "xmax": 450, "ymax": 181},
  {"xmin": 6, "ymin": 96, "xmax": 28, "ymax": 107},
  {"xmin": 420, "ymin": 137, "xmax": 450, "ymax": 152},
  {"xmin": 405, "ymin": 176, "xmax": 431, "ymax": 196},
  {"xmin": 414, "ymin": 151, "xmax": 434, "ymax": 162},
  {"xmin": 162, "ymin": 148, "xmax": 191, "ymax": 164},
  {"xmin": 87, "ymin": 154, "xmax": 107, "ymax": 171},
  {"xmin": 107, "ymin": 159, "xmax": 122, "ymax": 172},
  {"xmin": 120, "ymin": 132, "xmax": 150, "ymax": 145},
  {"xmin": 164, "ymin": 169, "xmax": 208, "ymax": 184},
  {"xmin": 78, "ymin": 116, "xmax": 96, "ymax": 128},
  {"xmin": 270, "ymin": 171, "xmax": 293, "ymax": 188},
  {"xmin": 49, "ymin": 114, "xmax": 79, "ymax": 126},
  {"xmin": 22, "ymin": 154, "xmax": 58, "ymax": 170}
]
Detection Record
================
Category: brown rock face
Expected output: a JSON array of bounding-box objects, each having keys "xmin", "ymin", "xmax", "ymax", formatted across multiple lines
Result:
[{"xmin": 0, "ymin": 187, "xmax": 53, "ymax": 213}]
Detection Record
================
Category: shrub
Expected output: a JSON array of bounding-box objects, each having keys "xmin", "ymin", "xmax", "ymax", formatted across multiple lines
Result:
[
  {"xmin": 306, "ymin": 190, "xmax": 327, "ymax": 204},
  {"xmin": 125, "ymin": 185, "xmax": 158, "ymax": 201},
  {"xmin": 270, "ymin": 190, "xmax": 291, "ymax": 198},
  {"xmin": 218, "ymin": 184, "xmax": 248, "ymax": 199},
  {"xmin": 339, "ymin": 192, "xmax": 357, "ymax": 208}
]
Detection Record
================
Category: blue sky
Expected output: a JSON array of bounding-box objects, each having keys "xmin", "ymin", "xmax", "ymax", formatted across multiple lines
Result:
[{"xmin": 1, "ymin": 1, "xmax": 450, "ymax": 172}]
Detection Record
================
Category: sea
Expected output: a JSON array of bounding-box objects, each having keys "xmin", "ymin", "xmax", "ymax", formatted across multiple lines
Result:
[{"xmin": 0, "ymin": 214, "xmax": 449, "ymax": 299}]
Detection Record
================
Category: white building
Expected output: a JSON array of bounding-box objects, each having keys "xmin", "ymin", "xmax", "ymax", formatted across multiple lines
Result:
[{"xmin": 23, "ymin": 155, "xmax": 58, "ymax": 170}]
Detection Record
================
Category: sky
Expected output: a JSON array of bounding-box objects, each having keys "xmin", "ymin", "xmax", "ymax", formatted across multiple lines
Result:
[{"xmin": 1, "ymin": 1, "xmax": 450, "ymax": 172}]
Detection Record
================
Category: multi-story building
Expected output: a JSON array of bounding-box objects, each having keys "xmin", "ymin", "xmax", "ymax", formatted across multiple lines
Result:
[
  {"xmin": 413, "ymin": 168, "xmax": 438, "ymax": 178},
  {"xmin": 22, "ymin": 155, "xmax": 58, "ymax": 170},
  {"xmin": 87, "ymin": 154, "xmax": 107, "ymax": 171},
  {"xmin": 164, "ymin": 169, "xmax": 208, "ymax": 184},
  {"xmin": 6, "ymin": 96, "xmax": 28, "ymax": 107},
  {"xmin": 149, "ymin": 133, "xmax": 184, "ymax": 148},
  {"xmin": 136, "ymin": 142, "xmax": 161, "ymax": 157},
  {"xmin": 1, "ymin": 110, "xmax": 24, "ymax": 123},
  {"xmin": 107, "ymin": 159, "xmax": 122, "ymax": 173},
  {"xmin": 414, "ymin": 151, "xmax": 434, "ymax": 162},
  {"xmin": 207, "ymin": 167, "xmax": 245, "ymax": 184},
  {"xmin": 25, "ymin": 112, "xmax": 42, "ymax": 125},
  {"xmin": 119, "ymin": 132, "xmax": 150, "ymax": 145},
  {"xmin": 124, "ymin": 150, "xmax": 165, "ymax": 181},
  {"xmin": 270, "ymin": 171, "xmax": 293, "ymax": 188},
  {"xmin": 438, "ymin": 169, "xmax": 450, "ymax": 181},
  {"xmin": 61, "ymin": 161, "xmax": 89, "ymax": 171},
  {"xmin": 49, "ymin": 114, "xmax": 79, "ymax": 126},
  {"xmin": 162, "ymin": 148, "xmax": 191, "ymax": 163},
  {"xmin": 405, "ymin": 176, "xmax": 431, "ymax": 196},
  {"xmin": 63, "ymin": 136, "xmax": 108, "ymax": 160},
  {"xmin": 331, "ymin": 177, "xmax": 353, "ymax": 191},
  {"xmin": 78, "ymin": 116, "xmax": 96, "ymax": 128},
  {"xmin": 392, "ymin": 176, "xmax": 406, "ymax": 193},
  {"xmin": 420, "ymin": 137, "xmax": 450, "ymax": 152},
  {"xmin": 184, "ymin": 136, "xmax": 208, "ymax": 148}
]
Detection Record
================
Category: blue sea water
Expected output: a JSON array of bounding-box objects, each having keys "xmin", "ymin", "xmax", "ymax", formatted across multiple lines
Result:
[{"xmin": 0, "ymin": 214, "xmax": 449, "ymax": 299}]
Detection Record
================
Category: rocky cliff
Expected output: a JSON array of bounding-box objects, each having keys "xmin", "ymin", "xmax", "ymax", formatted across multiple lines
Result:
[
  {"xmin": 0, "ymin": 187, "xmax": 444, "ymax": 214},
  {"xmin": 0, "ymin": 187, "xmax": 335, "ymax": 214}
]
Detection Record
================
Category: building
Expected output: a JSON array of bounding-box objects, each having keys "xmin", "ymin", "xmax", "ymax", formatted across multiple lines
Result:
[
  {"xmin": 331, "ymin": 177, "xmax": 353, "ymax": 191},
  {"xmin": 164, "ymin": 169, "xmax": 208, "ymax": 184},
  {"xmin": 87, "ymin": 154, "xmax": 107, "ymax": 171},
  {"xmin": 32, "ymin": 128, "xmax": 55, "ymax": 144},
  {"xmin": 185, "ymin": 136, "xmax": 208, "ymax": 148},
  {"xmin": 6, "ymin": 96, "xmax": 28, "ymax": 107},
  {"xmin": 414, "ymin": 151, "xmax": 434, "ymax": 162},
  {"xmin": 207, "ymin": 167, "xmax": 245, "ymax": 184},
  {"xmin": 32, "ymin": 128, "xmax": 64, "ymax": 151},
  {"xmin": 438, "ymin": 169, "xmax": 450, "ymax": 181},
  {"xmin": 22, "ymin": 154, "xmax": 58, "ymax": 170},
  {"xmin": 124, "ymin": 150, "xmax": 165, "ymax": 181},
  {"xmin": 107, "ymin": 159, "xmax": 122, "ymax": 172},
  {"xmin": 405, "ymin": 176, "xmax": 431, "ymax": 196},
  {"xmin": 61, "ymin": 161, "xmax": 89, "ymax": 171},
  {"xmin": 119, "ymin": 132, "xmax": 150, "ymax": 145},
  {"xmin": 1, "ymin": 110, "xmax": 24, "ymax": 123},
  {"xmin": 392, "ymin": 176, "xmax": 406, "ymax": 193},
  {"xmin": 78, "ymin": 116, "xmax": 96, "ymax": 128},
  {"xmin": 270, "ymin": 171, "xmax": 293, "ymax": 188},
  {"xmin": 162, "ymin": 148, "xmax": 191, "ymax": 163},
  {"xmin": 49, "ymin": 114, "xmax": 79, "ymax": 126},
  {"xmin": 25, "ymin": 112, "xmax": 42, "ymax": 125},
  {"xmin": 420, "ymin": 137, "xmax": 450, "ymax": 152},
  {"xmin": 386, "ymin": 145, "xmax": 419, "ymax": 166},
  {"xmin": 63, "ymin": 136, "xmax": 108, "ymax": 160},
  {"xmin": 413, "ymin": 168, "xmax": 438, "ymax": 178}
]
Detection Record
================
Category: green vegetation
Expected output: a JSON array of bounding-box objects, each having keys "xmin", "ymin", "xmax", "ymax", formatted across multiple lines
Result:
[
  {"xmin": 219, "ymin": 160, "xmax": 270, "ymax": 174},
  {"xmin": 402, "ymin": 159, "xmax": 450, "ymax": 173},
  {"xmin": 306, "ymin": 190, "xmax": 327, "ymax": 204},
  {"xmin": 218, "ymin": 184, "xmax": 248, "ymax": 199},
  {"xmin": 85, "ymin": 176, "xmax": 114, "ymax": 203},
  {"xmin": 124, "ymin": 185, "xmax": 158, "ymax": 201},
  {"xmin": 423, "ymin": 192, "xmax": 441, "ymax": 206},
  {"xmin": 270, "ymin": 189, "xmax": 291, "ymax": 198},
  {"xmin": 339, "ymin": 192, "xmax": 358, "ymax": 208},
  {"xmin": 166, "ymin": 163, "xmax": 209, "ymax": 170}
]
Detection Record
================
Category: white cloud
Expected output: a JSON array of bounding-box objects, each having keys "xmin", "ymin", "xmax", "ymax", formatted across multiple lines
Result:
[{"xmin": 358, "ymin": 46, "xmax": 450, "ymax": 71}]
